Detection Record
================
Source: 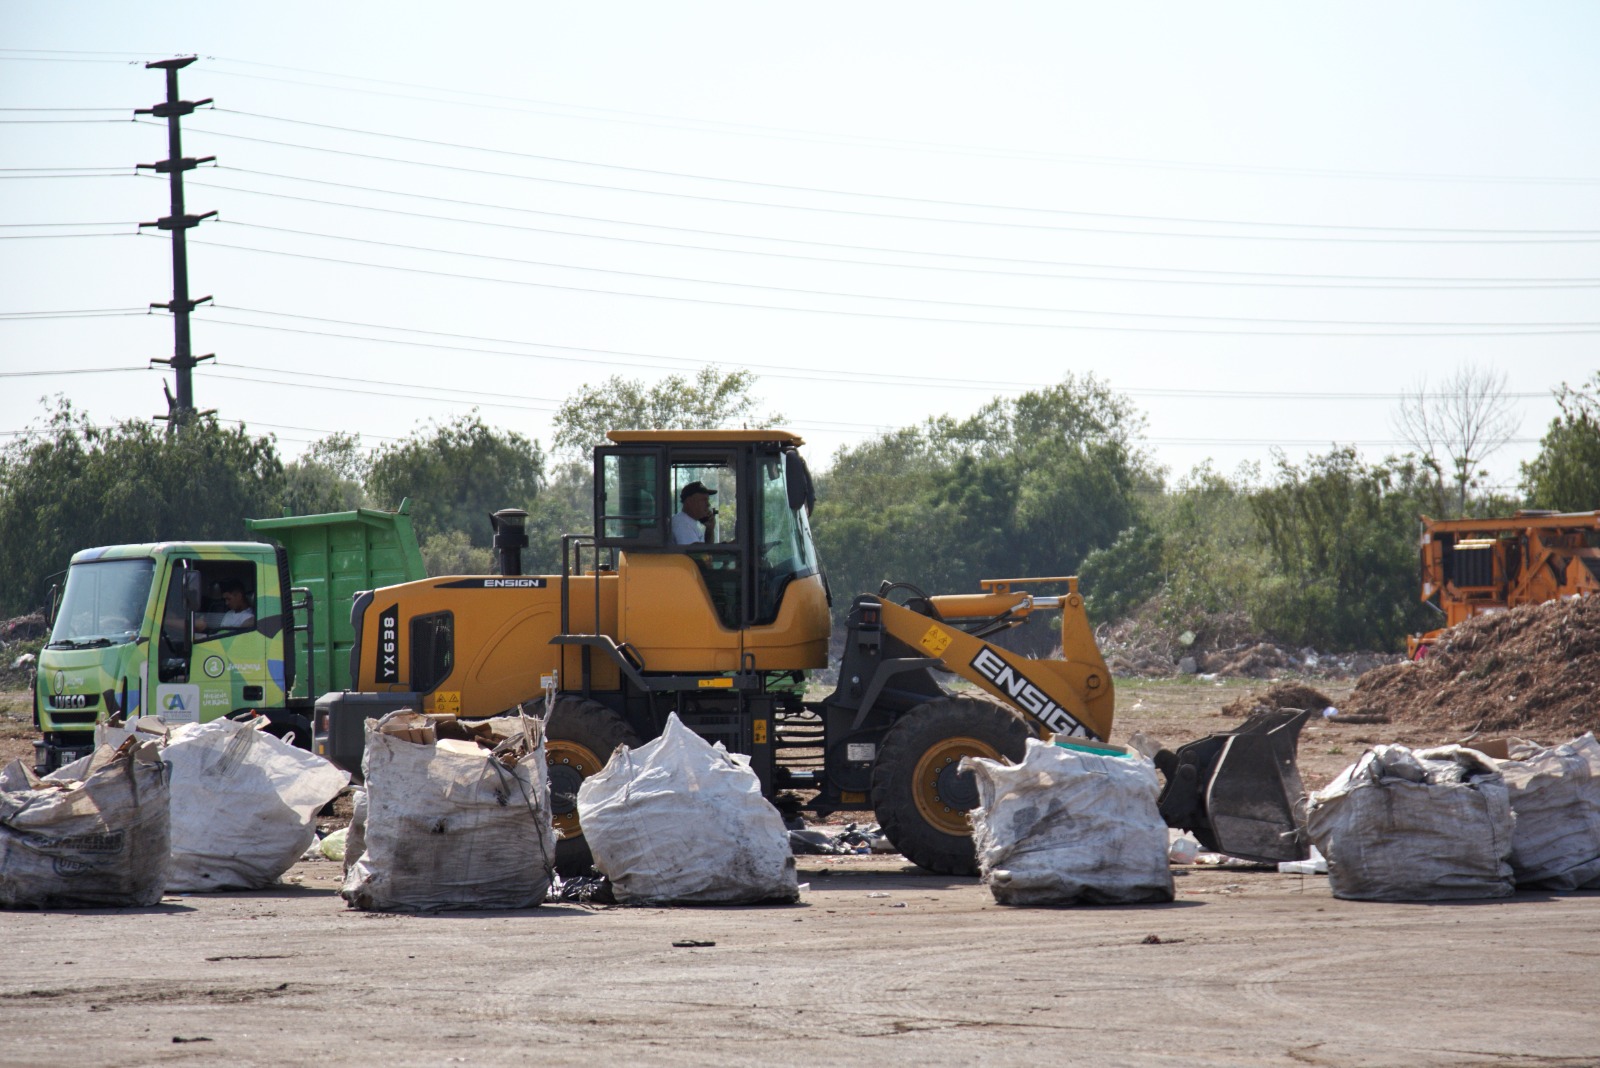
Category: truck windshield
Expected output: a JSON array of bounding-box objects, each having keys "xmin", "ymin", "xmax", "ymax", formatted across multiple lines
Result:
[
  {"xmin": 755, "ymin": 453, "xmax": 820, "ymax": 624},
  {"xmin": 49, "ymin": 558, "xmax": 155, "ymax": 646}
]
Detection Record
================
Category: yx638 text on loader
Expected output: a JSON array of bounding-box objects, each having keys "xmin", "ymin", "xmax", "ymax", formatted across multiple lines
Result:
[{"xmin": 318, "ymin": 430, "xmax": 1310, "ymax": 875}]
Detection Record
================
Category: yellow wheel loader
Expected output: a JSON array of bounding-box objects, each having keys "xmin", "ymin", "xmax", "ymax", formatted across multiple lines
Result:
[{"xmin": 317, "ymin": 430, "xmax": 1310, "ymax": 875}]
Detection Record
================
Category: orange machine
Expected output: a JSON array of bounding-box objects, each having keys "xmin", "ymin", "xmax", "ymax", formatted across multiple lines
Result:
[
  {"xmin": 320, "ymin": 429, "xmax": 1310, "ymax": 875},
  {"xmin": 1410, "ymin": 510, "xmax": 1600, "ymax": 658}
]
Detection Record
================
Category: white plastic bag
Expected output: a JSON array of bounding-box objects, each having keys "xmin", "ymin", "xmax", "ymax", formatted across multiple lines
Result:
[
  {"xmin": 576, "ymin": 714, "xmax": 798, "ymax": 904},
  {"xmin": 161, "ymin": 718, "xmax": 350, "ymax": 892},
  {"xmin": 1495, "ymin": 733, "xmax": 1600, "ymax": 890},
  {"xmin": 0, "ymin": 740, "xmax": 171, "ymax": 908},
  {"xmin": 964, "ymin": 738, "xmax": 1174, "ymax": 906},
  {"xmin": 1306, "ymin": 744, "xmax": 1514, "ymax": 901},
  {"xmin": 342, "ymin": 712, "xmax": 554, "ymax": 912}
]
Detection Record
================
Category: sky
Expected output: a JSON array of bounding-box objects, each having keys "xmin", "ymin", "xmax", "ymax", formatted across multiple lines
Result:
[{"xmin": 2, "ymin": 2, "xmax": 1597, "ymax": 494}]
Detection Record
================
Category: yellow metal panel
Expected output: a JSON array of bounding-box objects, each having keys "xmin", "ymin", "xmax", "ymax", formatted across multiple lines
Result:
[
  {"xmin": 605, "ymin": 429, "xmax": 806, "ymax": 446},
  {"xmin": 877, "ymin": 589, "xmax": 1114, "ymax": 741}
]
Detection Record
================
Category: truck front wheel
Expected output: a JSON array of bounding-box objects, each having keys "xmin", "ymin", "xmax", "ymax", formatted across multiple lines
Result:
[{"xmin": 545, "ymin": 696, "xmax": 639, "ymax": 876}]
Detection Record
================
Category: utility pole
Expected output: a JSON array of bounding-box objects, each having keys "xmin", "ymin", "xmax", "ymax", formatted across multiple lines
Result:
[{"xmin": 137, "ymin": 56, "xmax": 216, "ymax": 431}]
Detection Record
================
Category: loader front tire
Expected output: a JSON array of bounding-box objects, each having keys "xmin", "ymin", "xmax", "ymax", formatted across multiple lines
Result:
[
  {"xmin": 871, "ymin": 696, "xmax": 1032, "ymax": 876},
  {"xmin": 545, "ymin": 696, "xmax": 640, "ymax": 877}
]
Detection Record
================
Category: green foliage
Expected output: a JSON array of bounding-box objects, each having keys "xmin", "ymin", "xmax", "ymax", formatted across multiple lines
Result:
[
  {"xmin": 1078, "ymin": 526, "xmax": 1163, "ymax": 623},
  {"xmin": 1522, "ymin": 373, "xmax": 1600, "ymax": 511},
  {"xmin": 550, "ymin": 366, "xmax": 779, "ymax": 461},
  {"xmin": 281, "ymin": 433, "xmax": 369, "ymax": 515},
  {"xmin": 419, "ymin": 529, "xmax": 493, "ymax": 577},
  {"xmin": 0, "ymin": 399, "xmax": 283, "ymax": 616},
  {"xmin": 1248, "ymin": 448, "xmax": 1435, "ymax": 650},
  {"xmin": 812, "ymin": 376, "xmax": 1153, "ymax": 614},
  {"xmin": 365, "ymin": 412, "xmax": 544, "ymax": 547},
  {"xmin": 524, "ymin": 460, "xmax": 595, "ymax": 574}
]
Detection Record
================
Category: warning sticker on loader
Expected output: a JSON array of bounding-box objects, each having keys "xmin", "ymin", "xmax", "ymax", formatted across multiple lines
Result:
[{"xmin": 919, "ymin": 625, "xmax": 952, "ymax": 657}]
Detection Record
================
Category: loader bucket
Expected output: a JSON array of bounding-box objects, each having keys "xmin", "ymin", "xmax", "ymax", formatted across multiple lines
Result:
[{"xmin": 1155, "ymin": 710, "xmax": 1311, "ymax": 864}]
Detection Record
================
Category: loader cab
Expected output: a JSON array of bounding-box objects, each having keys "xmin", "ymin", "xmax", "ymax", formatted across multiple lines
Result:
[{"xmin": 589, "ymin": 430, "xmax": 828, "ymax": 676}]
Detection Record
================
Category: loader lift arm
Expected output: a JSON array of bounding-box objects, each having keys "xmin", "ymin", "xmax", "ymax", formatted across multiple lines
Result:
[{"xmin": 815, "ymin": 576, "xmax": 1310, "ymax": 873}]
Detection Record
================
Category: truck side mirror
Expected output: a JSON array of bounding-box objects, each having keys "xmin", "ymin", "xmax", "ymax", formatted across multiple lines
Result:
[
  {"xmin": 784, "ymin": 450, "xmax": 815, "ymax": 514},
  {"xmin": 183, "ymin": 568, "xmax": 203, "ymax": 611}
]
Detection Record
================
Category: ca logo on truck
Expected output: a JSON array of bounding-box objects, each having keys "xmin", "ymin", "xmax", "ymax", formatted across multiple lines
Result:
[{"xmin": 969, "ymin": 647, "xmax": 1089, "ymax": 738}]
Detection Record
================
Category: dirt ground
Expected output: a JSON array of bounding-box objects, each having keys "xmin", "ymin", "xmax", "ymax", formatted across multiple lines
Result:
[{"xmin": 5, "ymin": 678, "xmax": 1598, "ymax": 1066}]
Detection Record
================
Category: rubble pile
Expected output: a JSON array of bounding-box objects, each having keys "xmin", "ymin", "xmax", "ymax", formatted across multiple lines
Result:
[
  {"xmin": 1097, "ymin": 609, "xmax": 1400, "ymax": 681},
  {"xmin": 1343, "ymin": 596, "xmax": 1600, "ymax": 739},
  {"xmin": 1220, "ymin": 682, "xmax": 1336, "ymax": 718}
]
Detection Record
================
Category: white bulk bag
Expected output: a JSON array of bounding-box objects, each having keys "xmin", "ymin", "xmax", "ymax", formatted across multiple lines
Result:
[
  {"xmin": 342, "ymin": 712, "xmax": 554, "ymax": 912},
  {"xmin": 1495, "ymin": 733, "xmax": 1600, "ymax": 891},
  {"xmin": 1306, "ymin": 744, "xmax": 1514, "ymax": 901},
  {"xmin": 161, "ymin": 718, "xmax": 350, "ymax": 892},
  {"xmin": 0, "ymin": 740, "xmax": 171, "ymax": 908},
  {"xmin": 576, "ymin": 714, "xmax": 798, "ymax": 904},
  {"xmin": 964, "ymin": 738, "xmax": 1174, "ymax": 906}
]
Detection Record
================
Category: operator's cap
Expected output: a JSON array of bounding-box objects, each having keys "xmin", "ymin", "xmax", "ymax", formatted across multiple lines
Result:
[{"xmin": 679, "ymin": 480, "xmax": 717, "ymax": 502}]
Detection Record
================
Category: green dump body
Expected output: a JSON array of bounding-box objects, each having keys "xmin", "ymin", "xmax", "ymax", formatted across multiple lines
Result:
[{"xmin": 246, "ymin": 499, "xmax": 426, "ymax": 699}]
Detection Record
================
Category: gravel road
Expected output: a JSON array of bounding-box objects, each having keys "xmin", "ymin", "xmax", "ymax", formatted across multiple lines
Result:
[{"xmin": 3, "ymin": 853, "xmax": 1597, "ymax": 1068}]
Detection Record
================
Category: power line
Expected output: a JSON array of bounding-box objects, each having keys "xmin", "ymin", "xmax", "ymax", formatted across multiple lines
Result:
[
  {"xmin": 0, "ymin": 366, "xmax": 150, "ymax": 378},
  {"xmin": 195, "ymin": 306, "xmax": 1558, "ymax": 401},
  {"xmin": 198, "ymin": 368, "xmax": 561, "ymax": 413},
  {"xmin": 189, "ymin": 173, "xmax": 1600, "ymax": 291},
  {"xmin": 0, "ymin": 233, "xmax": 136, "ymax": 241},
  {"xmin": 207, "ymin": 109, "xmax": 1600, "ymax": 238},
  {"xmin": 0, "ymin": 221, "xmax": 141, "ymax": 228},
  {"xmin": 188, "ymin": 229, "xmax": 1600, "ymax": 335},
  {"xmin": 0, "ymin": 308, "xmax": 151, "ymax": 319},
  {"xmin": 161, "ymin": 121, "xmax": 1600, "ymax": 246},
  {"xmin": 196, "ymin": 56, "xmax": 1600, "ymax": 187}
]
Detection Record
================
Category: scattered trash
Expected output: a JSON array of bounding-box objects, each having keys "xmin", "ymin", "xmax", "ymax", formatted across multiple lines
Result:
[
  {"xmin": 1277, "ymin": 845, "xmax": 1328, "ymax": 875},
  {"xmin": 342, "ymin": 711, "xmax": 554, "ymax": 912},
  {"xmin": 671, "ymin": 940, "xmax": 715, "ymax": 948},
  {"xmin": 1494, "ymin": 733, "xmax": 1600, "ymax": 891},
  {"xmin": 318, "ymin": 828, "xmax": 349, "ymax": 863},
  {"xmin": 788, "ymin": 829, "xmax": 847, "ymax": 855},
  {"xmin": 866, "ymin": 892, "xmax": 890, "ymax": 898},
  {"xmin": 1167, "ymin": 835, "xmax": 1200, "ymax": 865},
  {"xmin": 1, "ymin": 739, "xmax": 171, "ymax": 909},
  {"xmin": 1307, "ymin": 744, "xmax": 1514, "ymax": 901},
  {"xmin": 549, "ymin": 874, "xmax": 616, "ymax": 905},
  {"xmin": 1140, "ymin": 934, "xmax": 1184, "ymax": 945},
  {"xmin": 1322, "ymin": 706, "xmax": 1338, "ymax": 719},
  {"xmin": 964, "ymin": 738, "xmax": 1174, "ymax": 906},
  {"xmin": 171, "ymin": 1037, "xmax": 213, "ymax": 1044},
  {"xmin": 577, "ymin": 714, "xmax": 798, "ymax": 905}
]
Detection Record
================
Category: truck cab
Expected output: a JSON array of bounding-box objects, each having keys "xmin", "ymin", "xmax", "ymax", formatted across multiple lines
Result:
[
  {"xmin": 33, "ymin": 503, "xmax": 425, "ymax": 773},
  {"xmin": 35, "ymin": 542, "xmax": 288, "ymax": 771}
]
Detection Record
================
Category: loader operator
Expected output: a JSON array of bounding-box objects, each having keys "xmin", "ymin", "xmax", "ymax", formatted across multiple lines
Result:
[{"xmin": 671, "ymin": 481, "xmax": 717, "ymax": 545}]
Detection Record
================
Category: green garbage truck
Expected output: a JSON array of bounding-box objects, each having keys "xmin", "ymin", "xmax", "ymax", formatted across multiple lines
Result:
[{"xmin": 31, "ymin": 501, "xmax": 425, "ymax": 774}]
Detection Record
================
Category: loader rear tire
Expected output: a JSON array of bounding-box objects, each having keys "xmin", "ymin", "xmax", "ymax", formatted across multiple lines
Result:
[
  {"xmin": 871, "ymin": 696, "xmax": 1032, "ymax": 876},
  {"xmin": 545, "ymin": 696, "xmax": 640, "ymax": 877}
]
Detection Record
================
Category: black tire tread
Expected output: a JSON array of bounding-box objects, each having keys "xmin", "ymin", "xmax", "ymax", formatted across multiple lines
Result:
[{"xmin": 871, "ymin": 695, "xmax": 1032, "ymax": 876}]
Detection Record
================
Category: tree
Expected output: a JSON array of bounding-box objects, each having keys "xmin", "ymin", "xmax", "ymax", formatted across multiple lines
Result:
[
  {"xmin": 1522, "ymin": 373, "xmax": 1600, "ymax": 511},
  {"xmin": 812, "ymin": 375, "xmax": 1155, "ymax": 621},
  {"xmin": 550, "ymin": 366, "xmax": 778, "ymax": 461},
  {"xmin": 365, "ymin": 412, "xmax": 544, "ymax": 547},
  {"xmin": 0, "ymin": 399, "xmax": 283, "ymax": 616},
  {"xmin": 1248, "ymin": 448, "xmax": 1436, "ymax": 651},
  {"xmin": 1392, "ymin": 363, "xmax": 1518, "ymax": 516},
  {"xmin": 280, "ymin": 432, "xmax": 369, "ymax": 516}
]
